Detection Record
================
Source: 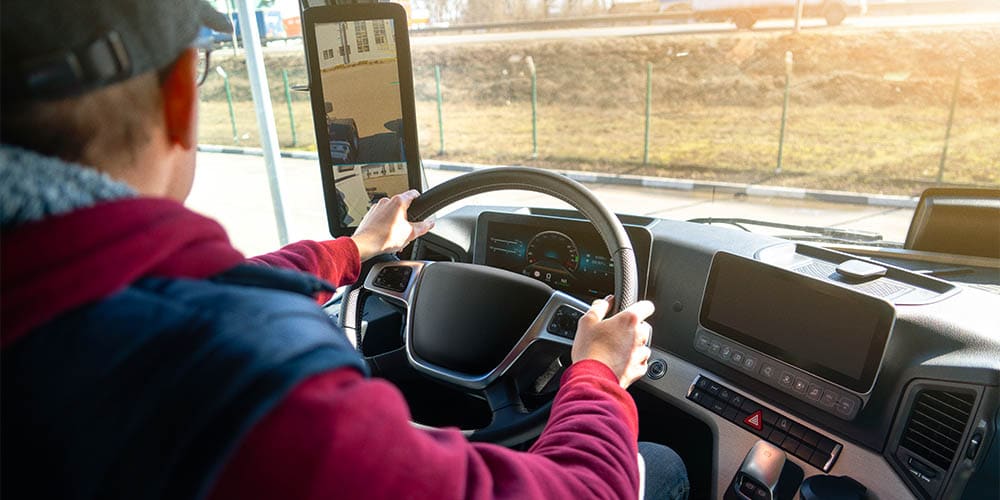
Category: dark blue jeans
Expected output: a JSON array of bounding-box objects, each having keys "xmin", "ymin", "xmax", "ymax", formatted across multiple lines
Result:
[{"xmin": 640, "ymin": 441, "xmax": 690, "ymax": 500}]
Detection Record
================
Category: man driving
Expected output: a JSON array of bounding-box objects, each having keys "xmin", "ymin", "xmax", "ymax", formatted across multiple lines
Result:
[{"xmin": 0, "ymin": 1, "xmax": 688, "ymax": 499}]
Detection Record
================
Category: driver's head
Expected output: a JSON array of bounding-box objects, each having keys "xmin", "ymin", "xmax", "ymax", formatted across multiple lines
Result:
[{"xmin": 1, "ymin": 0, "xmax": 231, "ymax": 200}]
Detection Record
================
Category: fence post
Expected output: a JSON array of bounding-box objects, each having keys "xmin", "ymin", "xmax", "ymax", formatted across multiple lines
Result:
[
  {"xmin": 435, "ymin": 65, "xmax": 445, "ymax": 155},
  {"xmin": 216, "ymin": 66, "xmax": 238, "ymax": 144},
  {"xmin": 793, "ymin": 0, "xmax": 804, "ymax": 33},
  {"xmin": 776, "ymin": 51, "xmax": 793, "ymax": 174},
  {"xmin": 282, "ymin": 69, "xmax": 298, "ymax": 147},
  {"xmin": 937, "ymin": 65, "xmax": 962, "ymax": 184},
  {"xmin": 643, "ymin": 62, "xmax": 653, "ymax": 165},
  {"xmin": 526, "ymin": 56, "xmax": 538, "ymax": 159}
]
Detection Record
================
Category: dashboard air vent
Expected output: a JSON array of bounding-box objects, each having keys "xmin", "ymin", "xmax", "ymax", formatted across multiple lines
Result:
[
  {"xmin": 899, "ymin": 389, "xmax": 975, "ymax": 471},
  {"xmin": 417, "ymin": 241, "xmax": 457, "ymax": 262}
]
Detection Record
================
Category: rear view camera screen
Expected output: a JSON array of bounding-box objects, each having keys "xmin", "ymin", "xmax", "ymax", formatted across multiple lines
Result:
[{"xmin": 315, "ymin": 19, "xmax": 409, "ymax": 226}]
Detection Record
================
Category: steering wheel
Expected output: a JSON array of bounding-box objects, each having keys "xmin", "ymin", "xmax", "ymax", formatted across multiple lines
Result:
[{"xmin": 341, "ymin": 166, "xmax": 638, "ymax": 446}]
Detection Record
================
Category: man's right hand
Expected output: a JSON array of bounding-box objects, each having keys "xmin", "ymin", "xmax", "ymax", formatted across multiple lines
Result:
[{"xmin": 571, "ymin": 296, "xmax": 654, "ymax": 389}]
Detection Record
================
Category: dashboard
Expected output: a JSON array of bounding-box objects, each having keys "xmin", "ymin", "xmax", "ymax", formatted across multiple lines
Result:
[{"xmin": 410, "ymin": 206, "xmax": 1000, "ymax": 500}]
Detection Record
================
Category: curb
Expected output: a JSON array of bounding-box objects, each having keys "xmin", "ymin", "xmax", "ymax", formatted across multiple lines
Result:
[{"xmin": 196, "ymin": 145, "xmax": 919, "ymax": 209}]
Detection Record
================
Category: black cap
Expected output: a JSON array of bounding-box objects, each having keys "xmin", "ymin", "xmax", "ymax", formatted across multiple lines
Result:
[{"xmin": 1, "ymin": 0, "xmax": 233, "ymax": 102}]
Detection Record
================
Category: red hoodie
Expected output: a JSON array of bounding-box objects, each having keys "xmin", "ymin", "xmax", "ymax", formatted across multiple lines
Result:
[{"xmin": 2, "ymin": 198, "xmax": 641, "ymax": 500}]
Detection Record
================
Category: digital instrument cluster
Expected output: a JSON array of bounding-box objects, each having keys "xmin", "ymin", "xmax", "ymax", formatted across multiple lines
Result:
[{"xmin": 474, "ymin": 213, "xmax": 652, "ymax": 301}]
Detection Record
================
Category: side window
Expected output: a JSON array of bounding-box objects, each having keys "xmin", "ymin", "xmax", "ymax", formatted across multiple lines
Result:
[
  {"xmin": 354, "ymin": 21, "xmax": 370, "ymax": 53},
  {"xmin": 373, "ymin": 21, "xmax": 387, "ymax": 46}
]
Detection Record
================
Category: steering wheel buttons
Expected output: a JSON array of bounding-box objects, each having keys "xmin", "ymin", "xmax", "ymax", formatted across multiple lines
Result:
[
  {"xmin": 373, "ymin": 266, "xmax": 413, "ymax": 292},
  {"xmin": 548, "ymin": 306, "xmax": 584, "ymax": 339}
]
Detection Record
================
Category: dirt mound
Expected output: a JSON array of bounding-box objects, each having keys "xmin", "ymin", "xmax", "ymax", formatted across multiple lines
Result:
[
  {"xmin": 204, "ymin": 27, "xmax": 999, "ymax": 110},
  {"xmin": 408, "ymin": 27, "xmax": 999, "ymax": 108}
]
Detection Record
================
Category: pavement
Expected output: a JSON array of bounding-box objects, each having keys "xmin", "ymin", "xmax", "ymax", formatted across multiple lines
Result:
[{"xmin": 187, "ymin": 151, "xmax": 914, "ymax": 257}]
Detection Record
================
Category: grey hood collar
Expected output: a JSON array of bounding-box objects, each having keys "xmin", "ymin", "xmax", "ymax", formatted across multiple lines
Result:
[{"xmin": 0, "ymin": 145, "xmax": 136, "ymax": 230}]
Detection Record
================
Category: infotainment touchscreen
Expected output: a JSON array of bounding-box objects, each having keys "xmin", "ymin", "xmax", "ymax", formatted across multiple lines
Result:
[{"xmin": 700, "ymin": 252, "xmax": 895, "ymax": 394}]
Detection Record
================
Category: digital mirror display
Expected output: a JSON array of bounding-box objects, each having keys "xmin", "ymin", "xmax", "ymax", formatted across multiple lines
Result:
[{"xmin": 313, "ymin": 18, "xmax": 410, "ymax": 227}]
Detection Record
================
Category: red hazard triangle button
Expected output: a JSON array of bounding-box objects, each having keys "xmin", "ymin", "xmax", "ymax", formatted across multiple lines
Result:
[{"xmin": 744, "ymin": 410, "xmax": 763, "ymax": 431}]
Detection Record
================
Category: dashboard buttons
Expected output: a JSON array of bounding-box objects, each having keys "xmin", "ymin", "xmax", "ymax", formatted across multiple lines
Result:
[
  {"xmin": 776, "ymin": 417, "xmax": 791, "ymax": 433},
  {"xmin": 719, "ymin": 388, "xmax": 733, "ymax": 402},
  {"xmin": 744, "ymin": 411, "xmax": 763, "ymax": 431},
  {"xmin": 696, "ymin": 333, "xmax": 711, "ymax": 351},
  {"xmin": 806, "ymin": 384, "xmax": 823, "ymax": 401},
  {"xmin": 647, "ymin": 359, "xmax": 667, "ymax": 379},
  {"xmin": 730, "ymin": 394, "xmax": 745, "ymax": 408},
  {"xmin": 709, "ymin": 341, "xmax": 722, "ymax": 355},
  {"xmin": 820, "ymin": 391, "xmax": 838, "ymax": 408},
  {"xmin": 691, "ymin": 329, "xmax": 864, "ymax": 420},
  {"xmin": 687, "ymin": 376, "xmax": 843, "ymax": 472},
  {"xmin": 707, "ymin": 381, "xmax": 723, "ymax": 396},
  {"xmin": 835, "ymin": 398, "xmax": 856, "ymax": 417},
  {"xmin": 793, "ymin": 378, "xmax": 809, "ymax": 394}
]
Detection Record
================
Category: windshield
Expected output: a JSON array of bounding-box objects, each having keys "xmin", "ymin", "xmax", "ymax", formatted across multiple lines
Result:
[{"xmin": 192, "ymin": 0, "xmax": 999, "ymax": 256}]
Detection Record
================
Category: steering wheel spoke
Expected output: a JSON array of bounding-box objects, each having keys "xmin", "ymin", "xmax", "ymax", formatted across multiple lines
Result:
[{"xmin": 362, "ymin": 260, "xmax": 428, "ymax": 306}]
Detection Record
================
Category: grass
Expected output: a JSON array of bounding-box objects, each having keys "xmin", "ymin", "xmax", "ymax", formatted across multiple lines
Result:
[
  {"xmin": 199, "ymin": 98, "xmax": 999, "ymax": 197},
  {"xmin": 198, "ymin": 25, "xmax": 1000, "ymax": 197}
]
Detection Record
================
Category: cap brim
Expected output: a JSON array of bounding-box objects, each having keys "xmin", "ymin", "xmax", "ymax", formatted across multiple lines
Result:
[{"xmin": 200, "ymin": 2, "xmax": 233, "ymax": 33}]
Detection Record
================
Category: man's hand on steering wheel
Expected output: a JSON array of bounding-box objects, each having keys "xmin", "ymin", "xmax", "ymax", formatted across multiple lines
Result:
[
  {"xmin": 572, "ymin": 297, "xmax": 655, "ymax": 389},
  {"xmin": 351, "ymin": 190, "xmax": 434, "ymax": 261}
]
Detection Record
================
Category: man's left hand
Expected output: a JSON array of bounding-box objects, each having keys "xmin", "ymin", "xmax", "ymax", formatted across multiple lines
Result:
[{"xmin": 350, "ymin": 190, "xmax": 434, "ymax": 261}]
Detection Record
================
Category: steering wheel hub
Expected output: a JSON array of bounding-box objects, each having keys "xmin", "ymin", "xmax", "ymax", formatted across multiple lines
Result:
[{"xmin": 410, "ymin": 263, "xmax": 552, "ymax": 375}]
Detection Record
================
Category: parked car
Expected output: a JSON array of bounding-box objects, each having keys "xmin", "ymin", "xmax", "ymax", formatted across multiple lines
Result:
[{"xmin": 691, "ymin": 0, "xmax": 867, "ymax": 28}]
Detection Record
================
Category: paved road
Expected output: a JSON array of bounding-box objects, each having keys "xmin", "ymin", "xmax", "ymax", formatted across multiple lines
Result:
[
  {"xmin": 322, "ymin": 61, "xmax": 402, "ymax": 139},
  {"xmin": 188, "ymin": 152, "xmax": 913, "ymax": 256}
]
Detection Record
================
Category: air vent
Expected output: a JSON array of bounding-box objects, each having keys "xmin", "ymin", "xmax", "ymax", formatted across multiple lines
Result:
[
  {"xmin": 416, "ymin": 241, "xmax": 457, "ymax": 262},
  {"xmin": 899, "ymin": 389, "xmax": 975, "ymax": 471}
]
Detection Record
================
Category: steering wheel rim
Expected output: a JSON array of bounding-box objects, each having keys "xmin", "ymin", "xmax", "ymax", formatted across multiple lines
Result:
[
  {"xmin": 344, "ymin": 166, "xmax": 638, "ymax": 446},
  {"xmin": 408, "ymin": 166, "xmax": 638, "ymax": 312}
]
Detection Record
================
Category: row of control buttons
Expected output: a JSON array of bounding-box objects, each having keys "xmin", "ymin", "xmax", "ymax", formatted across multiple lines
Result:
[
  {"xmin": 547, "ymin": 306, "xmax": 584, "ymax": 340},
  {"xmin": 738, "ymin": 477, "xmax": 769, "ymax": 500},
  {"xmin": 694, "ymin": 329, "xmax": 861, "ymax": 420},
  {"xmin": 687, "ymin": 376, "xmax": 842, "ymax": 472},
  {"xmin": 373, "ymin": 266, "xmax": 413, "ymax": 293}
]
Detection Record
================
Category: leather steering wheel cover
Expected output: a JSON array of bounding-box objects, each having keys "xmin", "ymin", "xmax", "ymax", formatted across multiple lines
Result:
[{"xmin": 409, "ymin": 167, "xmax": 638, "ymax": 311}]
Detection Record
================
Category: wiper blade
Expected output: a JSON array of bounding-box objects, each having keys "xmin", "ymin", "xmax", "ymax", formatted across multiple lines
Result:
[{"xmin": 687, "ymin": 217, "xmax": 885, "ymax": 243}]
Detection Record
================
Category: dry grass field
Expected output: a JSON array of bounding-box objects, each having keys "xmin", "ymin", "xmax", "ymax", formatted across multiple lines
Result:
[{"xmin": 198, "ymin": 26, "xmax": 999, "ymax": 196}]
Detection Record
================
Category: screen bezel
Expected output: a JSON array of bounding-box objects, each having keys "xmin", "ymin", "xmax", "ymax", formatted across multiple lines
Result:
[
  {"xmin": 472, "ymin": 211, "xmax": 654, "ymax": 300},
  {"xmin": 302, "ymin": 4, "xmax": 422, "ymax": 237},
  {"xmin": 699, "ymin": 251, "xmax": 895, "ymax": 394}
]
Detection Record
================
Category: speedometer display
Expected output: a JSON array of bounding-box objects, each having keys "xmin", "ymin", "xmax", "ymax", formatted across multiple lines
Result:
[
  {"xmin": 526, "ymin": 231, "xmax": 579, "ymax": 271},
  {"xmin": 478, "ymin": 215, "xmax": 651, "ymax": 301}
]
